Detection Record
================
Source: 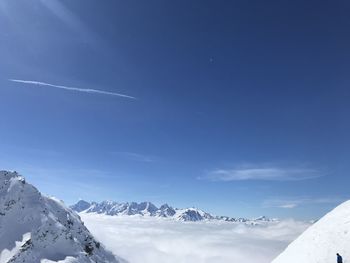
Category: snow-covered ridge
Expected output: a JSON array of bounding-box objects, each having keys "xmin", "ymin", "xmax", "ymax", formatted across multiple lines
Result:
[
  {"xmin": 0, "ymin": 170, "xmax": 124, "ymax": 263},
  {"xmin": 272, "ymin": 200, "xmax": 350, "ymax": 263},
  {"xmin": 71, "ymin": 200, "xmax": 278, "ymax": 224}
]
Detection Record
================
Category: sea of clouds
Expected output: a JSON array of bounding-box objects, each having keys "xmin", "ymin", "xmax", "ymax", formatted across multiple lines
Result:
[{"xmin": 80, "ymin": 214, "xmax": 310, "ymax": 263}]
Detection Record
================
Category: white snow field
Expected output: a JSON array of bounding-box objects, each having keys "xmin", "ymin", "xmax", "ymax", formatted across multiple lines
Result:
[
  {"xmin": 272, "ymin": 200, "xmax": 350, "ymax": 263},
  {"xmin": 80, "ymin": 213, "xmax": 309, "ymax": 263},
  {"xmin": 0, "ymin": 171, "xmax": 123, "ymax": 263}
]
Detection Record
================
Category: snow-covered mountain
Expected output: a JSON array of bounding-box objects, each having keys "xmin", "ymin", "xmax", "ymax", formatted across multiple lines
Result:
[
  {"xmin": 174, "ymin": 207, "xmax": 214, "ymax": 221},
  {"xmin": 70, "ymin": 200, "xmax": 91, "ymax": 213},
  {"xmin": 0, "ymin": 170, "xmax": 124, "ymax": 263},
  {"xmin": 71, "ymin": 200, "xmax": 276, "ymax": 223},
  {"xmin": 155, "ymin": 204, "xmax": 176, "ymax": 217},
  {"xmin": 272, "ymin": 200, "xmax": 350, "ymax": 263}
]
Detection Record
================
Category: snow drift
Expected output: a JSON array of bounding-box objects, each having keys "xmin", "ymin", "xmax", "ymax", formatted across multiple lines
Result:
[
  {"xmin": 272, "ymin": 200, "xmax": 350, "ymax": 263},
  {"xmin": 0, "ymin": 170, "xmax": 123, "ymax": 263}
]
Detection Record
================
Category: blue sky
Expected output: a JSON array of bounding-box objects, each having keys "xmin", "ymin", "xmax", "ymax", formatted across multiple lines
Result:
[{"xmin": 0, "ymin": 0, "xmax": 349, "ymax": 219}]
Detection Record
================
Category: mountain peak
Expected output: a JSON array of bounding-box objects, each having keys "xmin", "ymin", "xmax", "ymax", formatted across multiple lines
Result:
[
  {"xmin": 71, "ymin": 199, "xmax": 91, "ymax": 212},
  {"xmin": 0, "ymin": 172, "xmax": 122, "ymax": 263},
  {"xmin": 0, "ymin": 170, "xmax": 22, "ymax": 181}
]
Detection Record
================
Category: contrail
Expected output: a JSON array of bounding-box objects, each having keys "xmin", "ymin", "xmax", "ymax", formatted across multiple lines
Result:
[{"xmin": 9, "ymin": 79, "xmax": 137, "ymax": 100}]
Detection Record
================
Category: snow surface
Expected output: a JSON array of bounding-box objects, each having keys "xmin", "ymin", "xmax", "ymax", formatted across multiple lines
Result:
[
  {"xmin": 0, "ymin": 171, "xmax": 123, "ymax": 263},
  {"xmin": 80, "ymin": 213, "xmax": 309, "ymax": 263},
  {"xmin": 272, "ymin": 200, "xmax": 350, "ymax": 263}
]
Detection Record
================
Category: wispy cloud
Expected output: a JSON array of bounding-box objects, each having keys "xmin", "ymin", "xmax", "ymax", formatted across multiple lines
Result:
[
  {"xmin": 278, "ymin": 203, "xmax": 298, "ymax": 209},
  {"xmin": 9, "ymin": 79, "xmax": 137, "ymax": 100},
  {"xmin": 263, "ymin": 197, "xmax": 345, "ymax": 209},
  {"xmin": 113, "ymin": 152, "xmax": 156, "ymax": 163},
  {"xmin": 202, "ymin": 165, "xmax": 322, "ymax": 181}
]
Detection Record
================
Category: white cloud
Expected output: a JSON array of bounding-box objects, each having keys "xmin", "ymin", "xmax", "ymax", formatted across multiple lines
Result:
[
  {"xmin": 203, "ymin": 165, "xmax": 321, "ymax": 181},
  {"xmin": 80, "ymin": 214, "xmax": 310, "ymax": 263},
  {"xmin": 263, "ymin": 197, "xmax": 344, "ymax": 209},
  {"xmin": 9, "ymin": 79, "xmax": 136, "ymax": 99},
  {"xmin": 278, "ymin": 204, "xmax": 298, "ymax": 209}
]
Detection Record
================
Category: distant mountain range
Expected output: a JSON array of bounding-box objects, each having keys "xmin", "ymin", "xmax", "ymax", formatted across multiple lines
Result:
[{"xmin": 71, "ymin": 200, "xmax": 278, "ymax": 224}]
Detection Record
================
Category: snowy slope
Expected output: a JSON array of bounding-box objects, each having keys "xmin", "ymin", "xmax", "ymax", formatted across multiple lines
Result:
[
  {"xmin": 0, "ymin": 171, "xmax": 123, "ymax": 263},
  {"xmin": 272, "ymin": 200, "xmax": 350, "ymax": 263}
]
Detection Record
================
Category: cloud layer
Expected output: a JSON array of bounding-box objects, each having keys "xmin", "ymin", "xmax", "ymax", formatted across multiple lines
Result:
[
  {"xmin": 81, "ymin": 214, "xmax": 310, "ymax": 263},
  {"xmin": 9, "ymin": 79, "xmax": 136, "ymax": 99},
  {"xmin": 204, "ymin": 166, "xmax": 321, "ymax": 181}
]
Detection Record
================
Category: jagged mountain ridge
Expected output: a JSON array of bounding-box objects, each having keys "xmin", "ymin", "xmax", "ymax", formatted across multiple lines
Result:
[
  {"xmin": 0, "ymin": 171, "xmax": 124, "ymax": 263},
  {"xmin": 71, "ymin": 200, "xmax": 277, "ymax": 223}
]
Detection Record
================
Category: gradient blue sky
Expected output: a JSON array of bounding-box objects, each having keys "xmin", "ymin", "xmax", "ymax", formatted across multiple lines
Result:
[{"xmin": 0, "ymin": 0, "xmax": 349, "ymax": 219}]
